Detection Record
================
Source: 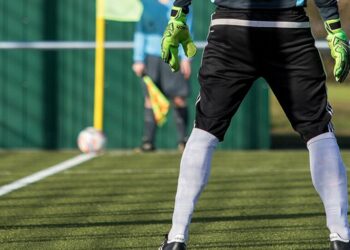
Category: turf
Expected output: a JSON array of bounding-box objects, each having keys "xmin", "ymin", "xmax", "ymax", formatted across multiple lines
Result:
[{"xmin": 0, "ymin": 150, "xmax": 349, "ymax": 249}]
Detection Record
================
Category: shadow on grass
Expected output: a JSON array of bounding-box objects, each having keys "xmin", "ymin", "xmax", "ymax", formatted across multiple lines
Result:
[
  {"xmin": 191, "ymin": 238, "xmax": 326, "ymax": 249},
  {"xmin": 272, "ymin": 134, "xmax": 350, "ymax": 149},
  {"xmin": 0, "ymin": 212, "xmax": 323, "ymax": 230}
]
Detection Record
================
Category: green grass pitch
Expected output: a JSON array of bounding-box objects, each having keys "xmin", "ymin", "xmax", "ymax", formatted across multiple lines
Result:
[{"xmin": 0, "ymin": 150, "xmax": 349, "ymax": 249}]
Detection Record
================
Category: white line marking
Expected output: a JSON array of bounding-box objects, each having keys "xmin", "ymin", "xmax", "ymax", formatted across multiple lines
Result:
[
  {"xmin": 0, "ymin": 153, "xmax": 97, "ymax": 197},
  {"xmin": 0, "ymin": 40, "xmax": 337, "ymax": 50},
  {"xmin": 64, "ymin": 168, "xmax": 178, "ymax": 174}
]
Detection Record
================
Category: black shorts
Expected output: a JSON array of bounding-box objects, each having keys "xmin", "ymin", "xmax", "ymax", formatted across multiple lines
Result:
[
  {"xmin": 196, "ymin": 7, "xmax": 333, "ymax": 142},
  {"xmin": 142, "ymin": 55, "xmax": 190, "ymax": 98}
]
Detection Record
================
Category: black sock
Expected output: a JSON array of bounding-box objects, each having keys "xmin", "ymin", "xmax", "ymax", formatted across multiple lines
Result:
[
  {"xmin": 174, "ymin": 106, "xmax": 188, "ymax": 143},
  {"xmin": 142, "ymin": 108, "xmax": 156, "ymax": 145}
]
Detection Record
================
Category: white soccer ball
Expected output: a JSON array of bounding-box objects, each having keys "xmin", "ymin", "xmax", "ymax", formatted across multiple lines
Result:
[{"xmin": 77, "ymin": 127, "xmax": 106, "ymax": 153}]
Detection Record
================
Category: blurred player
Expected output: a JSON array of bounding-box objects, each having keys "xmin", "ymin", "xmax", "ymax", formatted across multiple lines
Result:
[
  {"xmin": 132, "ymin": 0, "xmax": 193, "ymax": 152},
  {"xmin": 159, "ymin": 0, "xmax": 350, "ymax": 249}
]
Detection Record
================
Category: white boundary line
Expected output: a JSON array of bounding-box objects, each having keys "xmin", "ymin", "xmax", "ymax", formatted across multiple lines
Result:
[
  {"xmin": 0, "ymin": 153, "xmax": 97, "ymax": 197},
  {"xmin": 0, "ymin": 40, "xmax": 334, "ymax": 50},
  {"xmin": 0, "ymin": 41, "xmax": 133, "ymax": 50}
]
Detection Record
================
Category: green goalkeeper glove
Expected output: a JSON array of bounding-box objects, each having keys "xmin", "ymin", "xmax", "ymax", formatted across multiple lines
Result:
[
  {"xmin": 161, "ymin": 6, "xmax": 197, "ymax": 72},
  {"xmin": 325, "ymin": 19, "xmax": 350, "ymax": 83}
]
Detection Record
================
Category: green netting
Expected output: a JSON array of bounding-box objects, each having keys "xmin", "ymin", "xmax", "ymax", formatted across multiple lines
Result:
[{"xmin": 0, "ymin": 0, "xmax": 269, "ymax": 149}]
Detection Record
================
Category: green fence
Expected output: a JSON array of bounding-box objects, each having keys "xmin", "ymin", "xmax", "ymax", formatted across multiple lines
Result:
[{"xmin": 0, "ymin": 0, "xmax": 270, "ymax": 149}]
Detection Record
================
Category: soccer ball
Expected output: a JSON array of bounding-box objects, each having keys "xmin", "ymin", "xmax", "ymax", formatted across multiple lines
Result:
[{"xmin": 77, "ymin": 127, "xmax": 106, "ymax": 153}]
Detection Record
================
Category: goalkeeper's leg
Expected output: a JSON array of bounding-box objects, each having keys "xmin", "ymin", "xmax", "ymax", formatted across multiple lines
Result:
[
  {"xmin": 165, "ymin": 9, "xmax": 257, "ymax": 243},
  {"xmin": 308, "ymin": 132, "xmax": 350, "ymax": 241},
  {"xmin": 168, "ymin": 128, "xmax": 219, "ymax": 242},
  {"xmin": 262, "ymin": 24, "xmax": 350, "ymax": 243}
]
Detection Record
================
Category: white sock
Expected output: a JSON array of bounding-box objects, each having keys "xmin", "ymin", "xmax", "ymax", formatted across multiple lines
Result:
[
  {"xmin": 168, "ymin": 128, "xmax": 219, "ymax": 242},
  {"xmin": 307, "ymin": 132, "xmax": 350, "ymax": 240}
]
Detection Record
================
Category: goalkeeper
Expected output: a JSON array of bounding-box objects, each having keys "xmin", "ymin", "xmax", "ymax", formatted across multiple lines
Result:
[
  {"xmin": 159, "ymin": 0, "xmax": 350, "ymax": 250},
  {"xmin": 132, "ymin": 0, "xmax": 193, "ymax": 152}
]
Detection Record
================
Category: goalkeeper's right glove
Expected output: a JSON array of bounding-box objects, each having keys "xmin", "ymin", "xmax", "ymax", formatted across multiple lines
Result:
[
  {"xmin": 325, "ymin": 19, "xmax": 350, "ymax": 83},
  {"xmin": 161, "ymin": 6, "xmax": 197, "ymax": 72}
]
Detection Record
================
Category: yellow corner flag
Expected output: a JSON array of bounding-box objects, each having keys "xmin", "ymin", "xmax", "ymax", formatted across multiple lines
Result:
[
  {"xmin": 143, "ymin": 75, "xmax": 170, "ymax": 127},
  {"xmin": 102, "ymin": 0, "xmax": 143, "ymax": 22},
  {"xmin": 94, "ymin": 0, "xmax": 143, "ymax": 131}
]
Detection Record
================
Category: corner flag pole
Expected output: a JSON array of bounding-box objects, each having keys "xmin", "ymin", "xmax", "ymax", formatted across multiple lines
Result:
[{"xmin": 94, "ymin": 0, "xmax": 106, "ymax": 131}]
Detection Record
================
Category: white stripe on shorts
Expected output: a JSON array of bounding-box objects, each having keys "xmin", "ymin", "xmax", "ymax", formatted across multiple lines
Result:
[
  {"xmin": 328, "ymin": 122, "xmax": 335, "ymax": 133},
  {"xmin": 195, "ymin": 94, "xmax": 201, "ymax": 106},
  {"xmin": 211, "ymin": 19, "xmax": 310, "ymax": 29},
  {"xmin": 326, "ymin": 103, "xmax": 334, "ymax": 115}
]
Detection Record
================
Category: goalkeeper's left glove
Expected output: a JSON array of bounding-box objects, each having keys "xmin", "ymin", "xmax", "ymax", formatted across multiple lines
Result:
[
  {"xmin": 325, "ymin": 19, "xmax": 350, "ymax": 83},
  {"xmin": 161, "ymin": 6, "xmax": 197, "ymax": 72}
]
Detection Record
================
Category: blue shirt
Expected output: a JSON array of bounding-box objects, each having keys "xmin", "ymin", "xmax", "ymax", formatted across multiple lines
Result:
[{"xmin": 133, "ymin": 0, "xmax": 193, "ymax": 62}]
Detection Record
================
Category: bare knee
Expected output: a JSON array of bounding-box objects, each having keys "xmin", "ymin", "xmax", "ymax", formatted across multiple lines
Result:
[
  {"xmin": 144, "ymin": 97, "xmax": 152, "ymax": 108},
  {"xmin": 173, "ymin": 97, "xmax": 186, "ymax": 108}
]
